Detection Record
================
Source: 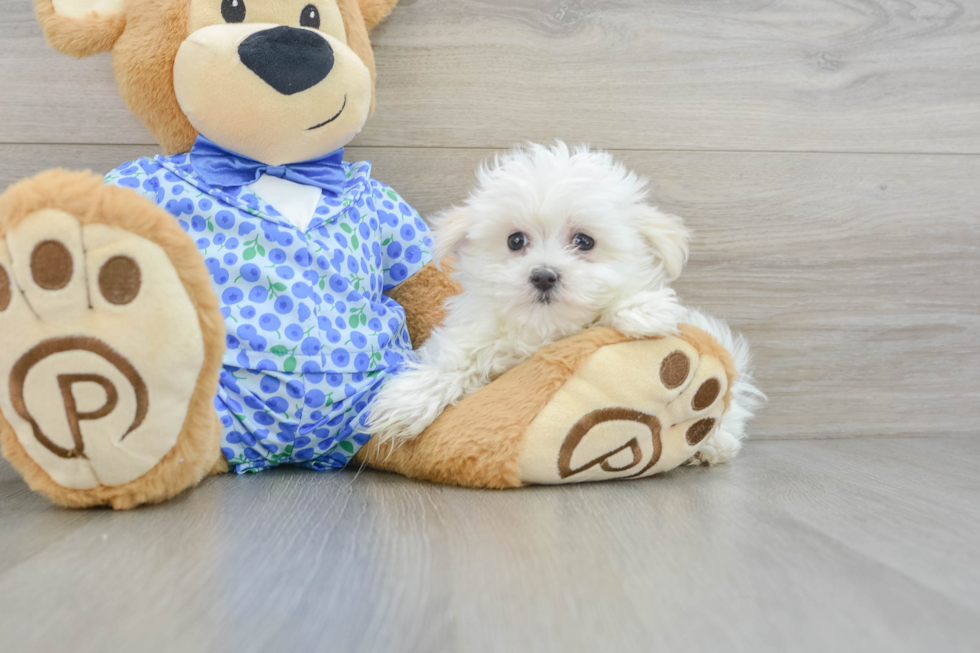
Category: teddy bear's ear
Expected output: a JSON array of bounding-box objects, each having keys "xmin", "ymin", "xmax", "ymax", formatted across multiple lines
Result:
[
  {"xmin": 359, "ymin": 0, "xmax": 400, "ymax": 30},
  {"xmin": 34, "ymin": 0, "xmax": 127, "ymax": 58}
]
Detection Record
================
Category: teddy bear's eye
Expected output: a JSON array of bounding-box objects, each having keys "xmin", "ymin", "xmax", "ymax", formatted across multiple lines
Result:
[
  {"xmin": 221, "ymin": 0, "xmax": 246, "ymax": 23},
  {"xmin": 300, "ymin": 4, "xmax": 321, "ymax": 29}
]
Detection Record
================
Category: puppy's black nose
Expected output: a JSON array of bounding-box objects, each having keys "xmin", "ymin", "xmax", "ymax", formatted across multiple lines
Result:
[
  {"xmin": 530, "ymin": 268, "xmax": 559, "ymax": 292},
  {"xmin": 239, "ymin": 26, "xmax": 334, "ymax": 96}
]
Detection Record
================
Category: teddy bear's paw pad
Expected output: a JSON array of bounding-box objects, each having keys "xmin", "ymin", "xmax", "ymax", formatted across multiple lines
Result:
[
  {"xmin": 517, "ymin": 335, "xmax": 729, "ymax": 484},
  {"xmin": 0, "ymin": 210, "xmax": 205, "ymax": 490}
]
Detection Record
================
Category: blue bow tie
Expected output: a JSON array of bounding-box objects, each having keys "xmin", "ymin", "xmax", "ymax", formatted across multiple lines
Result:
[{"xmin": 189, "ymin": 136, "xmax": 347, "ymax": 196}]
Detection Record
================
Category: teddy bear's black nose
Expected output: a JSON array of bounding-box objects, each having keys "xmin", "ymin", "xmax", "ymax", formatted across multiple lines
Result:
[{"xmin": 239, "ymin": 26, "xmax": 334, "ymax": 96}]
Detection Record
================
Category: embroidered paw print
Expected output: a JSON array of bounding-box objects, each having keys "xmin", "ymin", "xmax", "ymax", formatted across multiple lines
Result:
[
  {"xmin": 518, "ymin": 333, "xmax": 730, "ymax": 484},
  {"xmin": 0, "ymin": 208, "xmax": 206, "ymax": 490}
]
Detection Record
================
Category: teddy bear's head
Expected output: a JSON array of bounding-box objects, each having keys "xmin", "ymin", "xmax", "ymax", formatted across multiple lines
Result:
[{"xmin": 35, "ymin": 0, "xmax": 399, "ymax": 165}]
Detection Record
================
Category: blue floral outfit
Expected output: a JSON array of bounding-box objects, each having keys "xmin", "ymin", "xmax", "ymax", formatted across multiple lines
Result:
[{"xmin": 105, "ymin": 144, "xmax": 432, "ymax": 473}]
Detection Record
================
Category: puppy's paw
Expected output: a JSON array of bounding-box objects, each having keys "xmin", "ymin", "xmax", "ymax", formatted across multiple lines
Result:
[
  {"xmin": 690, "ymin": 426, "xmax": 742, "ymax": 466},
  {"xmin": 610, "ymin": 289, "xmax": 688, "ymax": 339},
  {"xmin": 368, "ymin": 369, "xmax": 449, "ymax": 447}
]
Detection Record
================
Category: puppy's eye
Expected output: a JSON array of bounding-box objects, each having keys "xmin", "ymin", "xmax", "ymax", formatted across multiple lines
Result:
[
  {"xmin": 221, "ymin": 0, "xmax": 246, "ymax": 23},
  {"xmin": 300, "ymin": 4, "xmax": 321, "ymax": 29},
  {"xmin": 572, "ymin": 233, "xmax": 595, "ymax": 251},
  {"xmin": 508, "ymin": 232, "xmax": 528, "ymax": 251}
]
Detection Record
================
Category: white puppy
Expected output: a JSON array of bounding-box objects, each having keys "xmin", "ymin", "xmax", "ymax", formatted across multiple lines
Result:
[{"xmin": 370, "ymin": 143, "xmax": 758, "ymax": 458}]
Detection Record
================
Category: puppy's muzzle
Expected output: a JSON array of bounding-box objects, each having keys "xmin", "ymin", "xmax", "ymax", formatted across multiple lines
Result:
[
  {"xmin": 239, "ymin": 26, "xmax": 334, "ymax": 96},
  {"xmin": 530, "ymin": 268, "xmax": 559, "ymax": 294}
]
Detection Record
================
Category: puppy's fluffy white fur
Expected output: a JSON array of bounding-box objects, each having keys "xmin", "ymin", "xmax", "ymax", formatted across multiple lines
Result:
[{"xmin": 370, "ymin": 143, "xmax": 761, "ymax": 460}]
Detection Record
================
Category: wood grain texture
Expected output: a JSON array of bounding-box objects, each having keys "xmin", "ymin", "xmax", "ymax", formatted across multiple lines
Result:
[
  {"xmin": 2, "ymin": 0, "xmax": 979, "ymax": 151},
  {"xmin": 2, "ymin": 144, "xmax": 977, "ymax": 440},
  {"xmin": 1, "ymin": 438, "xmax": 979, "ymax": 653},
  {"xmin": 1, "ymin": 2, "xmax": 978, "ymax": 651}
]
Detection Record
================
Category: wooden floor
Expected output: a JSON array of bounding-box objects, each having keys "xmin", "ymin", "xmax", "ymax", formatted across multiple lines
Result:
[
  {"xmin": 1, "ymin": 0, "xmax": 978, "ymax": 651},
  {"xmin": 2, "ymin": 438, "xmax": 980, "ymax": 653}
]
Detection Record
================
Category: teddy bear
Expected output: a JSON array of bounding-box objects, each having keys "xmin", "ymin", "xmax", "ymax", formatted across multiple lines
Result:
[{"xmin": 0, "ymin": 0, "xmax": 750, "ymax": 509}]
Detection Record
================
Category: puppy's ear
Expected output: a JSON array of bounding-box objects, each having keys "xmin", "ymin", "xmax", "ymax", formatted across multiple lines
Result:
[
  {"xmin": 636, "ymin": 206, "xmax": 691, "ymax": 280},
  {"xmin": 430, "ymin": 207, "xmax": 471, "ymax": 267},
  {"xmin": 34, "ymin": 0, "xmax": 127, "ymax": 58}
]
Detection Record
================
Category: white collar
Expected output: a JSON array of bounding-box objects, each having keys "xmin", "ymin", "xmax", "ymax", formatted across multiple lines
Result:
[{"xmin": 246, "ymin": 174, "xmax": 322, "ymax": 232}]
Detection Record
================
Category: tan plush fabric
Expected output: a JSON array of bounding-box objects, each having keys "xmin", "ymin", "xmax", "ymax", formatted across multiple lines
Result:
[
  {"xmin": 518, "ymin": 334, "xmax": 731, "ymax": 484},
  {"xmin": 365, "ymin": 259, "xmax": 738, "ymax": 488},
  {"xmin": 338, "ymin": 0, "xmax": 380, "ymax": 116},
  {"xmin": 0, "ymin": 217, "xmax": 208, "ymax": 490},
  {"xmin": 35, "ymin": 0, "xmax": 392, "ymax": 155},
  {"xmin": 112, "ymin": 0, "xmax": 198, "ymax": 155},
  {"xmin": 51, "ymin": 0, "xmax": 124, "ymax": 19},
  {"xmin": 22, "ymin": 0, "xmax": 742, "ymax": 499},
  {"xmin": 358, "ymin": 325, "xmax": 736, "ymax": 488},
  {"xmin": 676, "ymin": 324, "xmax": 739, "ymax": 409},
  {"xmin": 384, "ymin": 260, "xmax": 463, "ymax": 347},
  {"xmin": 34, "ymin": 0, "xmax": 127, "ymax": 58},
  {"xmin": 358, "ymin": 0, "xmax": 400, "ymax": 29},
  {"xmin": 356, "ymin": 328, "xmax": 633, "ymax": 487},
  {"xmin": 173, "ymin": 22, "xmax": 372, "ymax": 164},
  {"xmin": 0, "ymin": 171, "xmax": 226, "ymax": 509}
]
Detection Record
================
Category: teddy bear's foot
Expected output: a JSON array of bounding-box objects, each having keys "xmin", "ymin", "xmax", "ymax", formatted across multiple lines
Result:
[
  {"xmin": 0, "ymin": 171, "xmax": 225, "ymax": 509},
  {"xmin": 357, "ymin": 325, "xmax": 737, "ymax": 488},
  {"xmin": 516, "ymin": 329, "xmax": 732, "ymax": 484}
]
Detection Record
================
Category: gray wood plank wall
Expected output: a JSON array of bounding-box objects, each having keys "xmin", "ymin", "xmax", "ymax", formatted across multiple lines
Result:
[{"xmin": 0, "ymin": 0, "xmax": 977, "ymax": 442}]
